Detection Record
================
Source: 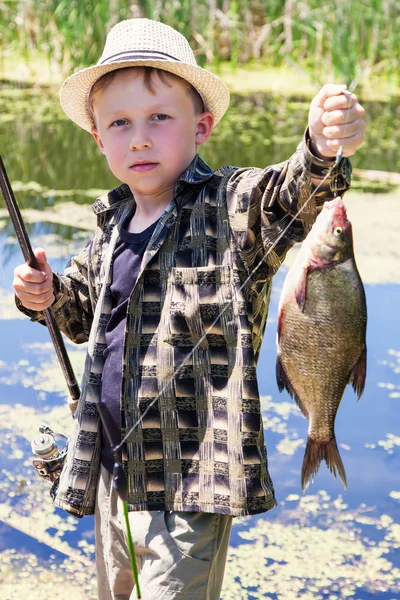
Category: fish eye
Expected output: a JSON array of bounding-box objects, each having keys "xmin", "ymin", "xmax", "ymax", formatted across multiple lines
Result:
[{"xmin": 334, "ymin": 226, "xmax": 343, "ymax": 236}]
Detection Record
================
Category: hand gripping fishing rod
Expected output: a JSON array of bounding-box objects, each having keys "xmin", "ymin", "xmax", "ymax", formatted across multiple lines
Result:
[{"xmin": 0, "ymin": 156, "xmax": 141, "ymax": 598}]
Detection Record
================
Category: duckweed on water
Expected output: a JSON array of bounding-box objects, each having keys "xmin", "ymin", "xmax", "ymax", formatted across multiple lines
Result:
[
  {"xmin": 0, "ymin": 181, "xmax": 107, "ymax": 201},
  {"xmin": 379, "ymin": 350, "xmax": 400, "ymax": 400},
  {"xmin": 262, "ymin": 397, "xmax": 304, "ymax": 455},
  {"xmin": 1, "ymin": 400, "xmax": 400, "ymax": 598},
  {"xmin": 276, "ymin": 436, "xmax": 304, "ymax": 456},
  {"xmin": 2, "ymin": 231, "xmax": 90, "ymax": 263},
  {"xmin": 0, "ymin": 405, "xmax": 97, "ymax": 598},
  {"xmin": 375, "ymin": 434, "xmax": 400, "ymax": 455},
  {"xmin": 0, "ymin": 379, "xmax": 399, "ymax": 598},
  {"xmin": 367, "ymin": 349, "xmax": 400, "ymax": 451},
  {"xmin": 223, "ymin": 492, "xmax": 400, "ymax": 600},
  {"xmin": 0, "ymin": 550, "xmax": 97, "ymax": 600},
  {"xmin": 0, "ymin": 220, "xmax": 93, "ymax": 268},
  {"xmin": 0, "ymin": 290, "xmax": 27, "ymax": 320},
  {"xmin": 0, "ymin": 342, "xmax": 86, "ymax": 397},
  {"xmin": 0, "ymin": 88, "xmax": 63, "ymax": 125}
]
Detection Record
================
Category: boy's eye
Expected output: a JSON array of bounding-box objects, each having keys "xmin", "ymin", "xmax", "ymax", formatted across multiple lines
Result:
[
  {"xmin": 153, "ymin": 114, "xmax": 169, "ymax": 121},
  {"xmin": 111, "ymin": 119, "xmax": 128, "ymax": 127}
]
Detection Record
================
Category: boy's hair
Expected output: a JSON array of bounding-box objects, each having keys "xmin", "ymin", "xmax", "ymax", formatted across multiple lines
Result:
[{"xmin": 88, "ymin": 66, "xmax": 205, "ymax": 124}]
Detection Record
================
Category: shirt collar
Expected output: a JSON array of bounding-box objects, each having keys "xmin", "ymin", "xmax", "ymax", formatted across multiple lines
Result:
[
  {"xmin": 92, "ymin": 154, "xmax": 214, "ymax": 215},
  {"xmin": 176, "ymin": 154, "xmax": 214, "ymax": 185}
]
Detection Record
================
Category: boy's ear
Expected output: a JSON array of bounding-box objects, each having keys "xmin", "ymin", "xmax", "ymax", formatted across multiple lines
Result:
[
  {"xmin": 91, "ymin": 127, "xmax": 106, "ymax": 154},
  {"xmin": 195, "ymin": 112, "xmax": 214, "ymax": 146}
]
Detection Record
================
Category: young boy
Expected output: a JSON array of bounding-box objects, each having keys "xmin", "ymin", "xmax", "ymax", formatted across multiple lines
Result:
[{"xmin": 14, "ymin": 18, "xmax": 365, "ymax": 600}]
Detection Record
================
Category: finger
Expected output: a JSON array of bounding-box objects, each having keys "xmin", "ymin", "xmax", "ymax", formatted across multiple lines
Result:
[
  {"xmin": 14, "ymin": 262, "xmax": 49, "ymax": 284},
  {"xmin": 14, "ymin": 287, "xmax": 55, "ymax": 311},
  {"xmin": 313, "ymin": 83, "xmax": 348, "ymax": 107},
  {"xmin": 323, "ymin": 92, "xmax": 358, "ymax": 112},
  {"xmin": 17, "ymin": 298, "xmax": 55, "ymax": 312},
  {"xmin": 32, "ymin": 247, "xmax": 52, "ymax": 277},
  {"xmin": 322, "ymin": 118, "xmax": 366, "ymax": 140},
  {"xmin": 14, "ymin": 274, "xmax": 53, "ymax": 296},
  {"xmin": 321, "ymin": 103, "xmax": 365, "ymax": 126},
  {"xmin": 324, "ymin": 130, "xmax": 365, "ymax": 156},
  {"xmin": 17, "ymin": 287, "xmax": 55, "ymax": 305}
]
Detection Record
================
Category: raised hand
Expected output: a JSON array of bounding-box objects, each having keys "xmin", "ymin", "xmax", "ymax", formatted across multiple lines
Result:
[{"xmin": 308, "ymin": 83, "xmax": 365, "ymax": 159}]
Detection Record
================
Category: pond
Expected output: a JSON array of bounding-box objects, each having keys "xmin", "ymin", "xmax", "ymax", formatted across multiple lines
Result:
[{"xmin": 0, "ymin": 84, "xmax": 399, "ymax": 599}]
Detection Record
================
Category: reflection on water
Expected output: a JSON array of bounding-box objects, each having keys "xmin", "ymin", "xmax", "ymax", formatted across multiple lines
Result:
[
  {"xmin": 0, "ymin": 86, "xmax": 399, "ymax": 197},
  {"xmin": 0, "ymin": 85, "xmax": 399, "ymax": 599}
]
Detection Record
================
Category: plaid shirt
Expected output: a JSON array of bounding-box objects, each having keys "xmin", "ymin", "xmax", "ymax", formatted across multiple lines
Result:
[{"xmin": 22, "ymin": 137, "xmax": 350, "ymax": 517}]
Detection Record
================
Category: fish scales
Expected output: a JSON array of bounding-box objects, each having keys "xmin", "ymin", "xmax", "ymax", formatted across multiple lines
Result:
[{"xmin": 276, "ymin": 197, "xmax": 367, "ymax": 492}]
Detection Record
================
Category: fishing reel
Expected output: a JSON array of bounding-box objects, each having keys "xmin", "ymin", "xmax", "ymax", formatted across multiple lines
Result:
[{"xmin": 31, "ymin": 425, "xmax": 69, "ymax": 498}]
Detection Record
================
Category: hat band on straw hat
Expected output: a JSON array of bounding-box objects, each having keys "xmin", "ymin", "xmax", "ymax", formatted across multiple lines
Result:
[{"xmin": 100, "ymin": 50, "xmax": 184, "ymax": 64}]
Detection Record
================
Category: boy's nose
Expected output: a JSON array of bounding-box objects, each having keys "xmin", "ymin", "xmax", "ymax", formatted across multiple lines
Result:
[{"xmin": 129, "ymin": 130, "xmax": 152, "ymax": 151}]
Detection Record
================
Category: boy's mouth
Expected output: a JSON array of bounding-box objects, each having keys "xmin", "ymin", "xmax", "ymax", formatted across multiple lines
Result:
[{"xmin": 130, "ymin": 161, "xmax": 158, "ymax": 172}]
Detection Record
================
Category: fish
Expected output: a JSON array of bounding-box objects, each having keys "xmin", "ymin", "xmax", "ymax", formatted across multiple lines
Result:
[{"xmin": 276, "ymin": 197, "xmax": 367, "ymax": 492}]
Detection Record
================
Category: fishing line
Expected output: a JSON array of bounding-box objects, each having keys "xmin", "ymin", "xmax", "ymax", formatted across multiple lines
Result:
[{"xmin": 115, "ymin": 153, "xmax": 343, "ymax": 452}]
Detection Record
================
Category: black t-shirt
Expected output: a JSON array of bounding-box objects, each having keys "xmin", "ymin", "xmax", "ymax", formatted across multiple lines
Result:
[{"xmin": 100, "ymin": 217, "xmax": 158, "ymax": 472}]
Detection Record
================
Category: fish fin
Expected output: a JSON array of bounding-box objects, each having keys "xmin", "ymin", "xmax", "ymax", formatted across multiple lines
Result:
[
  {"xmin": 276, "ymin": 355, "xmax": 286, "ymax": 393},
  {"xmin": 295, "ymin": 266, "xmax": 309, "ymax": 312},
  {"xmin": 348, "ymin": 347, "xmax": 367, "ymax": 401},
  {"xmin": 301, "ymin": 437, "xmax": 347, "ymax": 493},
  {"xmin": 276, "ymin": 357, "xmax": 309, "ymax": 418}
]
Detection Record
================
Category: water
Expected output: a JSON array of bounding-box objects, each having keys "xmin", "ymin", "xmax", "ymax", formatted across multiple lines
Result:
[{"xmin": 0, "ymin": 85, "xmax": 399, "ymax": 599}]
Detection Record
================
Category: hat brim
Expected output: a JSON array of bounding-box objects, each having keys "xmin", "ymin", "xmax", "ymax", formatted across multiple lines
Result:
[{"xmin": 60, "ymin": 59, "xmax": 230, "ymax": 132}]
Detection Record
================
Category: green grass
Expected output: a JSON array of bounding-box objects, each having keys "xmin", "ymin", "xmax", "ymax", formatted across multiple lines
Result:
[{"xmin": 0, "ymin": 0, "xmax": 399, "ymax": 86}]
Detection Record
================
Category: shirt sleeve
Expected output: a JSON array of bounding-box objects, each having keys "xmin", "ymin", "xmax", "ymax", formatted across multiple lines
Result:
[
  {"xmin": 15, "ymin": 239, "xmax": 94, "ymax": 344},
  {"xmin": 225, "ymin": 131, "xmax": 351, "ymax": 274}
]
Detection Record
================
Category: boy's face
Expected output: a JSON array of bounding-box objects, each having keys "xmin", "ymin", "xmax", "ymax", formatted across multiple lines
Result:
[{"xmin": 91, "ymin": 69, "xmax": 214, "ymax": 204}]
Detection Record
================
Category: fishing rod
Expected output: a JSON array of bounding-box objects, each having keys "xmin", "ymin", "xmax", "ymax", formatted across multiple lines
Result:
[
  {"xmin": 0, "ymin": 155, "xmax": 80, "ymax": 405},
  {"xmin": 0, "ymin": 156, "xmax": 141, "ymax": 598}
]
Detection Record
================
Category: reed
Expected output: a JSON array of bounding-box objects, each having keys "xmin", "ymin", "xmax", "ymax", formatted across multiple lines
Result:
[{"xmin": 0, "ymin": 0, "xmax": 399, "ymax": 84}]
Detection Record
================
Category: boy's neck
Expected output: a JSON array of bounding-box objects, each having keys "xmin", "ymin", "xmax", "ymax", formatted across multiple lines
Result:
[{"xmin": 126, "ymin": 191, "xmax": 172, "ymax": 234}]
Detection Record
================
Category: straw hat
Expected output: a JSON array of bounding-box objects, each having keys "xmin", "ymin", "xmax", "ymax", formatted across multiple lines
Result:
[{"xmin": 60, "ymin": 18, "xmax": 230, "ymax": 132}]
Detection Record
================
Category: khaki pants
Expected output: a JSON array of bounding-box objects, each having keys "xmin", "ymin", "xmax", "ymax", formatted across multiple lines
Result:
[{"xmin": 95, "ymin": 466, "xmax": 233, "ymax": 600}]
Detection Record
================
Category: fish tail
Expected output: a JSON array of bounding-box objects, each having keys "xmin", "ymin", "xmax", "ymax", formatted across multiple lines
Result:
[{"xmin": 301, "ymin": 437, "xmax": 347, "ymax": 493}]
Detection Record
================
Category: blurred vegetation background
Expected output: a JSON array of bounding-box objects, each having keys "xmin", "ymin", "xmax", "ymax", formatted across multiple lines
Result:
[{"xmin": 0, "ymin": 0, "xmax": 399, "ymax": 87}]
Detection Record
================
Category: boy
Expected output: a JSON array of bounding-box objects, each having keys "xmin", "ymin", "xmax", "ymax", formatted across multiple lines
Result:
[{"xmin": 13, "ymin": 18, "xmax": 365, "ymax": 600}]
